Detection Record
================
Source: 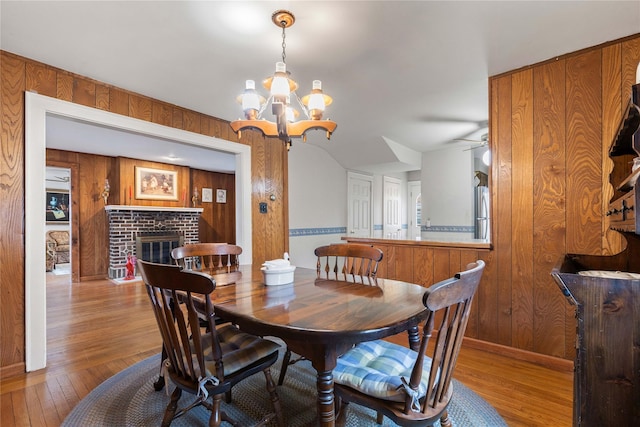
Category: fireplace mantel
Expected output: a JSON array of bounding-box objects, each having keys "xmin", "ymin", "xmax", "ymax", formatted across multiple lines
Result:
[{"xmin": 105, "ymin": 205, "xmax": 203, "ymax": 213}]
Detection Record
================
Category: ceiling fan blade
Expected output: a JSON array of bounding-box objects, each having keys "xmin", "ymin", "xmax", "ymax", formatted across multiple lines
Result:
[
  {"xmin": 417, "ymin": 116, "xmax": 488, "ymax": 126},
  {"xmin": 454, "ymin": 132, "xmax": 489, "ymax": 144},
  {"xmin": 454, "ymin": 138, "xmax": 484, "ymax": 143}
]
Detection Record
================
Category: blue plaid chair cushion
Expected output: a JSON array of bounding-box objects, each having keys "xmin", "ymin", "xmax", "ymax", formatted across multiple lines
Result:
[{"xmin": 333, "ymin": 340, "xmax": 434, "ymax": 404}]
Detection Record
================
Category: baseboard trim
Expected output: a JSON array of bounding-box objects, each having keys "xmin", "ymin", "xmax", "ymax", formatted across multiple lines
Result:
[
  {"xmin": 463, "ymin": 336, "xmax": 574, "ymax": 372},
  {"xmin": 0, "ymin": 361, "xmax": 26, "ymax": 378}
]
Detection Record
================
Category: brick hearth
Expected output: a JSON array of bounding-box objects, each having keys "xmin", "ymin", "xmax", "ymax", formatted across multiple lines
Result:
[{"xmin": 105, "ymin": 205, "xmax": 203, "ymax": 279}]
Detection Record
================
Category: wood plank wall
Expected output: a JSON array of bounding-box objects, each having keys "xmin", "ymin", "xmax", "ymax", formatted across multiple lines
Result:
[
  {"xmin": 0, "ymin": 51, "xmax": 288, "ymax": 376},
  {"xmin": 46, "ymin": 150, "xmax": 114, "ymax": 282},
  {"xmin": 372, "ymin": 244, "xmax": 489, "ymax": 339},
  {"xmin": 489, "ymin": 34, "xmax": 640, "ymax": 359},
  {"xmin": 191, "ymin": 168, "xmax": 236, "ymax": 244}
]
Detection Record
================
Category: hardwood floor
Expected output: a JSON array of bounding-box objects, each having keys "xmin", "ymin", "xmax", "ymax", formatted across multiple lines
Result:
[{"xmin": 1, "ymin": 273, "xmax": 573, "ymax": 426}]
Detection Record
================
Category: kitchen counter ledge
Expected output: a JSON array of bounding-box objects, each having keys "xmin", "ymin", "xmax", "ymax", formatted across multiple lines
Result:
[{"xmin": 342, "ymin": 236, "xmax": 492, "ymax": 250}]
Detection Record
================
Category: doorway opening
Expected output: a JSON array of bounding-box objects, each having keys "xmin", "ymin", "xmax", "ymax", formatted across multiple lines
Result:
[
  {"xmin": 26, "ymin": 92, "xmax": 252, "ymax": 371},
  {"xmin": 347, "ymin": 172, "xmax": 373, "ymax": 238}
]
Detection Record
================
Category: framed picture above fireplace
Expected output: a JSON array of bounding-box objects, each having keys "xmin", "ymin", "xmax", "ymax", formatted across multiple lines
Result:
[{"xmin": 135, "ymin": 166, "xmax": 179, "ymax": 201}]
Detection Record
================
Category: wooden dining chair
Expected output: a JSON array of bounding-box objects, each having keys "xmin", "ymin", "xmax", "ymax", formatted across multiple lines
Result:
[
  {"xmin": 315, "ymin": 243, "xmax": 383, "ymax": 283},
  {"xmin": 150, "ymin": 243, "xmax": 244, "ymax": 393},
  {"xmin": 278, "ymin": 243, "xmax": 384, "ymax": 386},
  {"xmin": 332, "ymin": 260, "xmax": 485, "ymax": 426},
  {"xmin": 171, "ymin": 243, "xmax": 242, "ymax": 275},
  {"xmin": 137, "ymin": 260, "xmax": 285, "ymax": 427}
]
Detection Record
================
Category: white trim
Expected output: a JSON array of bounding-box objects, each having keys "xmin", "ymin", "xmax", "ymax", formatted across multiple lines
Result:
[{"xmin": 25, "ymin": 92, "xmax": 252, "ymax": 371}]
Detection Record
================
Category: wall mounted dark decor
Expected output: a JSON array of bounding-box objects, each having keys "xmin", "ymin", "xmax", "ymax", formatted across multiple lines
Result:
[{"xmin": 46, "ymin": 190, "xmax": 70, "ymax": 223}]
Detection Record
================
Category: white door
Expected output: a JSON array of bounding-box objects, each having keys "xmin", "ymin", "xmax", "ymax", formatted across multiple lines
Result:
[
  {"xmin": 408, "ymin": 181, "xmax": 421, "ymax": 240},
  {"xmin": 383, "ymin": 176, "xmax": 402, "ymax": 239},
  {"xmin": 347, "ymin": 172, "xmax": 373, "ymax": 237}
]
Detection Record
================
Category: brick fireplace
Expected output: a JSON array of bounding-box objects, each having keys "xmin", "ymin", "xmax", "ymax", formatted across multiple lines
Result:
[{"xmin": 105, "ymin": 205, "xmax": 203, "ymax": 279}]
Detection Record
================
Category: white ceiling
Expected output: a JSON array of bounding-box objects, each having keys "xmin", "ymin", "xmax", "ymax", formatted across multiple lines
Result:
[
  {"xmin": 2, "ymin": 1, "xmax": 639, "ymax": 173},
  {"xmin": 46, "ymin": 114, "xmax": 237, "ymax": 173}
]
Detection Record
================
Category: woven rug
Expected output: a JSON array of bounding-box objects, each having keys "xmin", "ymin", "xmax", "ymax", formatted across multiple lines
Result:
[{"xmin": 62, "ymin": 350, "xmax": 507, "ymax": 426}]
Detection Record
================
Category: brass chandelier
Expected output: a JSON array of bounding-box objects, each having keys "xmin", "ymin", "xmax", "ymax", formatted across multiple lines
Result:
[{"xmin": 230, "ymin": 10, "xmax": 337, "ymax": 150}]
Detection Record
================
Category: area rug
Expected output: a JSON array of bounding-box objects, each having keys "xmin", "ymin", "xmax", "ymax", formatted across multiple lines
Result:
[{"xmin": 62, "ymin": 350, "xmax": 507, "ymax": 426}]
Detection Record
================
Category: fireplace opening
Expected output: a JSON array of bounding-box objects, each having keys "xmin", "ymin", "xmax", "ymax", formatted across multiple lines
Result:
[{"xmin": 136, "ymin": 232, "xmax": 184, "ymax": 265}]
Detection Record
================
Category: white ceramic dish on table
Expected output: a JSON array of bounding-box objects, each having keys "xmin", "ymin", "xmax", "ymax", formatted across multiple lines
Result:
[
  {"xmin": 261, "ymin": 253, "xmax": 295, "ymax": 286},
  {"xmin": 261, "ymin": 265, "xmax": 296, "ymax": 286}
]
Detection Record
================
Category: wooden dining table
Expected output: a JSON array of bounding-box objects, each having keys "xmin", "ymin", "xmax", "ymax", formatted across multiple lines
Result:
[{"xmin": 211, "ymin": 265, "xmax": 429, "ymax": 427}]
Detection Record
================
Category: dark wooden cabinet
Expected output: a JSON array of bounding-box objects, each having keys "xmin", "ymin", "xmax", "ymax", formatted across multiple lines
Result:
[{"xmin": 552, "ymin": 83, "xmax": 640, "ymax": 426}]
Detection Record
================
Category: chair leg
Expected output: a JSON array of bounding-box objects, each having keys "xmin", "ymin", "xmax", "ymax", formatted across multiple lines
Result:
[
  {"xmin": 439, "ymin": 409, "xmax": 452, "ymax": 427},
  {"xmin": 335, "ymin": 396, "xmax": 348, "ymax": 426},
  {"xmin": 220, "ymin": 409, "xmax": 240, "ymax": 427},
  {"xmin": 264, "ymin": 368, "xmax": 285, "ymax": 427},
  {"xmin": 161, "ymin": 387, "xmax": 181, "ymax": 427},
  {"xmin": 154, "ymin": 346, "xmax": 168, "ymax": 391},
  {"xmin": 207, "ymin": 394, "xmax": 224, "ymax": 427},
  {"xmin": 278, "ymin": 348, "xmax": 292, "ymax": 385}
]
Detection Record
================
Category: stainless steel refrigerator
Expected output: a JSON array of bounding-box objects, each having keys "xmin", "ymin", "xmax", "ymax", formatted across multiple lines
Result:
[{"xmin": 474, "ymin": 186, "xmax": 490, "ymax": 239}]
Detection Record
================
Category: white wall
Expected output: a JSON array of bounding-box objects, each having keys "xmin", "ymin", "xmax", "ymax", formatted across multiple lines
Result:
[
  {"xmin": 421, "ymin": 146, "xmax": 474, "ymax": 235},
  {"xmin": 288, "ymin": 144, "xmax": 414, "ymax": 268},
  {"xmin": 288, "ymin": 143, "xmax": 347, "ymax": 268}
]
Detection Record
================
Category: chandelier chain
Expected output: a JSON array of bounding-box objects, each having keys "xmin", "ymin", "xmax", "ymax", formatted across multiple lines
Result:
[{"xmin": 281, "ymin": 22, "xmax": 287, "ymax": 64}]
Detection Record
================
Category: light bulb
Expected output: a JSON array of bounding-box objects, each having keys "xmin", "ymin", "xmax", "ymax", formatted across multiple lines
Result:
[
  {"xmin": 270, "ymin": 62, "xmax": 290, "ymax": 98},
  {"xmin": 307, "ymin": 95, "xmax": 325, "ymax": 112},
  {"xmin": 307, "ymin": 80, "xmax": 326, "ymax": 111},
  {"xmin": 302, "ymin": 80, "xmax": 332, "ymax": 120},
  {"xmin": 240, "ymin": 80, "xmax": 262, "ymax": 119},
  {"xmin": 482, "ymin": 149, "xmax": 491, "ymax": 166}
]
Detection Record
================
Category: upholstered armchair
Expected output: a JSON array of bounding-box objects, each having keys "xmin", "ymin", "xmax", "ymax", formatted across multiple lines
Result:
[
  {"xmin": 47, "ymin": 230, "xmax": 70, "ymax": 267},
  {"xmin": 46, "ymin": 240, "xmax": 56, "ymax": 271}
]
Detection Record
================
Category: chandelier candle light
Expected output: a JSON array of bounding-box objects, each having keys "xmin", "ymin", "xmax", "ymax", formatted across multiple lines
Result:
[{"xmin": 230, "ymin": 10, "xmax": 337, "ymax": 150}]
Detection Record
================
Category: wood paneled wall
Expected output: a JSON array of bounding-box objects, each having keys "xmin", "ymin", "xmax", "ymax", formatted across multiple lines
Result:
[
  {"xmin": 0, "ymin": 51, "xmax": 288, "ymax": 376},
  {"xmin": 191, "ymin": 168, "xmax": 236, "ymax": 244},
  {"xmin": 371, "ymin": 244, "xmax": 490, "ymax": 339},
  {"xmin": 46, "ymin": 150, "xmax": 113, "ymax": 282},
  {"xmin": 489, "ymin": 34, "xmax": 640, "ymax": 359},
  {"xmin": 116, "ymin": 157, "xmax": 190, "ymax": 207}
]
